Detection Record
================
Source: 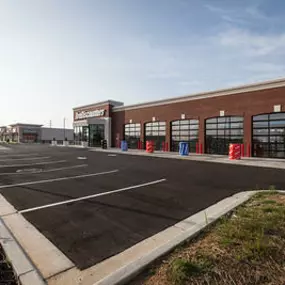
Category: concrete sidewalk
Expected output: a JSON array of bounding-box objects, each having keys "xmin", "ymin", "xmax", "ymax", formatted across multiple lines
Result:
[
  {"xmin": 0, "ymin": 145, "xmax": 10, "ymax": 151},
  {"xmin": 89, "ymin": 147, "xmax": 285, "ymax": 170}
]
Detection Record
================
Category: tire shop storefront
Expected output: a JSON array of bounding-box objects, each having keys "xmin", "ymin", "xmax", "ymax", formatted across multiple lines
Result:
[
  {"xmin": 74, "ymin": 78, "xmax": 285, "ymax": 158},
  {"xmin": 73, "ymin": 101, "xmax": 123, "ymax": 147}
]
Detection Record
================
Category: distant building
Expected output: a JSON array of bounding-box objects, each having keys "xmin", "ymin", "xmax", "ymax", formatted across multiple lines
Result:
[
  {"xmin": 41, "ymin": 127, "xmax": 73, "ymax": 143},
  {"xmin": 0, "ymin": 123, "xmax": 73, "ymax": 144}
]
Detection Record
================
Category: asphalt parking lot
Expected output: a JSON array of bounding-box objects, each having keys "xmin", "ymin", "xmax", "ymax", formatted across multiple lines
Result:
[{"xmin": 1, "ymin": 144, "xmax": 285, "ymax": 270}]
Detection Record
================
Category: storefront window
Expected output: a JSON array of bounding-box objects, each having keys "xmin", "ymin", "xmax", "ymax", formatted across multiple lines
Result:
[
  {"xmin": 205, "ymin": 116, "xmax": 244, "ymax": 155},
  {"xmin": 89, "ymin": 124, "xmax": 104, "ymax": 147},
  {"xmin": 74, "ymin": 126, "xmax": 83, "ymax": 144},
  {"xmin": 253, "ymin": 113, "xmax": 285, "ymax": 158},
  {"xmin": 82, "ymin": 126, "xmax": 89, "ymax": 142},
  {"xmin": 171, "ymin": 119, "xmax": 199, "ymax": 152},
  {"xmin": 124, "ymin": 123, "xmax": 141, "ymax": 149}
]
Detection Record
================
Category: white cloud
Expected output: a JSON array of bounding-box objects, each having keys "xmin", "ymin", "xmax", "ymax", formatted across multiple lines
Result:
[
  {"xmin": 179, "ymin": 80, "xmax": 202, "ymax": 86},
  {"xmin": 205, "ymin": 1, "xmax": 273, "ymax": 25},
  {"xmin": 217, "ymin": 28, "xmax": 285, "ymax": 56},
  {"xmin": 204, "ymin": 4, "xmax": 229, "ymax": 14},
  {"xmin": 148, "ymin": 72, "xmax": 181, "ymax": 79},
  {"xmin": 245, "ymin": 62, "xmax": 285, "ymax": 73},
  {"xmin": 245, "ymin": 5, "xmax": 269, "ymax": 20}
]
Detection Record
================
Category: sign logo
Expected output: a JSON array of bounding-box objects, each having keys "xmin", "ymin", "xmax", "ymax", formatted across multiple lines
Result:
[{"xmin": 75, "ymin": 109, "xmax": 105, "ymax": 120}]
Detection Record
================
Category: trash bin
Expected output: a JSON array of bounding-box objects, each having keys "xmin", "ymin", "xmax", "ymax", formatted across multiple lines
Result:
[
  {"xmin": 101, "ymin": 139, "xmax": 107, "ymax": 149},
  {"xmin": 179, "ymin": 142, "xmax": 189, "ymax": 156},
  {"xmin": 121, "ymin": 140, "xmax": 128, "ymax": 151}
]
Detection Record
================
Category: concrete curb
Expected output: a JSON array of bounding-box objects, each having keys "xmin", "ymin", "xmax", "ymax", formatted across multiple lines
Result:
[
  {"xmin": 0, "ymin": 218, "xmax": 46, "ymax": 285},
  {"xmin": 0, "ymin": 194, "xmax": 75, "ymax": 285},
  {"xmin": 90, "ymin": 148, "xmax": 285, "ymax": 170},
  {"xmin": 94, "ymin": 190, "xmax": 281, "ymax": 285}
]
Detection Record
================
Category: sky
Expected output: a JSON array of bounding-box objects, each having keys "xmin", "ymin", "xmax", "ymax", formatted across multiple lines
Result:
[{"xmin": 1, "ymin": 0, "xmax": 285, "ymax": 128}]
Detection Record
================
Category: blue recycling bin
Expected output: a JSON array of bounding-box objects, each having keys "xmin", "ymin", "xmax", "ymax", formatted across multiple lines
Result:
[
  {"xmin": 121, "ymin": 140, "xmax": 128, "ymax": 151},
  {"xmin": 179, "ymin": 142, "xmax": 189, "ymax": 156}
]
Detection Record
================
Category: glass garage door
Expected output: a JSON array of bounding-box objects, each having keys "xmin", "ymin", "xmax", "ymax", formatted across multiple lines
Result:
[
  {"xmin": 144, "ymin": 122, "xmax": 166, "ymax": 150},
  {"xmin": 171, "ymin": 119, "xmax": 199, "ymax": 152},
  {"xmin": 253, "ymin": 113, "xmax": 285, "ymax": 158},
  {"xmin": 205, "ymin": 116, "xmax": 244, "ymax": 155},
  {"xmin": 124, "ymin": 123, "xmax": 141, "ymax": 149}
]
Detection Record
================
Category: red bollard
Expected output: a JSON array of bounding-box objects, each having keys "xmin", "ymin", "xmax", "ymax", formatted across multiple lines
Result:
[
  {"xmin": 166, "ymin": 142, "xmax": 169, "ymax": 152},
  {"xmin": 196, "ymin": 142, "xmax": 199, "ymax": 154},
  {"xmin": 241, "ymin": 144, "xmax": 245, "ymax": 157},
  {"xmin": 199, "ymin": 143, "xmax": 203, "ymax": 154},
  {"xmin": 162, "ymin": 141, "xmax": 165, "ymax": 152}
]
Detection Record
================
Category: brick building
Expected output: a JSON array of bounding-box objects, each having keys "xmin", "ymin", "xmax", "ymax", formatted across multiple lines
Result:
[{"xmin": 73, "ymin": 78, "xmax": 285, "ymax": 158}]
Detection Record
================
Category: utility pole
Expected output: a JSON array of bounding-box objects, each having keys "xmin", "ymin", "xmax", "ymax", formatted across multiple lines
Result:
[{"xmin": 63, "ymin": 118, "xmax": 66, "ymax": 141}]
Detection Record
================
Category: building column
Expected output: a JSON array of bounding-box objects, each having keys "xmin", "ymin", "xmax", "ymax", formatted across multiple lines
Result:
[
  {"xmin": 199, "ymin": 116, "xmax": 205, "ymax": 154},
  {"xmin": 140, "ymin": 121, "xmax": 145, "ymax": 146},
  {"xmin": 244, "ymin": 113, "xmax": 252, "ymax": 157},
  {"xmin": 166, "ymin": 120, "xmax": 171, "ymax": 151},
  {"xmin": 105, "ymin": 118, "xmax": 112, "ymax": 148}
]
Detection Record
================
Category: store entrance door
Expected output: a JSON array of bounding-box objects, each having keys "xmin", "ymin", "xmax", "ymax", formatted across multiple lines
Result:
[
  {"xmin": 89, "ymin": 124, "xmax": 105, "ymax": 147},
  {"xmin": 23, "ymin": 134, "xmax": 38, "ymax": 143}
]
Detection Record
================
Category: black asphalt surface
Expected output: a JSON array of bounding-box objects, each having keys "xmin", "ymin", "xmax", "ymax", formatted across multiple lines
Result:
[{"xmin": 1, "ymin": 144, "xmax": 285, "ymax": 270}]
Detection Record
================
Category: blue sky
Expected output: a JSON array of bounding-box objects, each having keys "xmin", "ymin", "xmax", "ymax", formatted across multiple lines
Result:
[{"xmin": 1, "ymin": 0, "xmax": 285, "ymax": 128}]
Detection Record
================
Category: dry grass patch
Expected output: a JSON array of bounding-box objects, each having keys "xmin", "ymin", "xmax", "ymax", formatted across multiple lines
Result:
[{"xmin": 130, "ymin": 191, "xmax": 285, "ymax": 285}]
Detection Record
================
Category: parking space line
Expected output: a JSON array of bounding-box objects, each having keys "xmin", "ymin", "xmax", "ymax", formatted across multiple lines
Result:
[
  {"xmin": 0, "ymin": 169, "xmax": 119, "ymax": 189},
  {"xmin": 19, "ymin": 178, "xmax": 166, "ymax": 214},
  {"xmin": 0, "ymin": 164, "xmax": 88, "ymax": 176},
  {"xmin": 0, "ymin": 156, "xmax": 50, "ymax": 162},
  {"xmin": 0, "ymin": 160, "xmax": 67, "ymax": 168},
  {"xmin": 0, "ymin": 153, "xmax": 39, "ymax": 158}
]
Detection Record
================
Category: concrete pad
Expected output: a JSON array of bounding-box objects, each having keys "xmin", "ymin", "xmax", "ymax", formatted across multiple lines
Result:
[
  {"xmin": 20, "ymin": 270, "xmax": 46, "ymax": 285},
  {"xmin": 0, "ymin": 219, "xmax": 34, "ymax": 276},
  {"xmin": 2, "ymin": 212, "xmax": 75, "ymax": 279},
  {"xmin": 0, "ymin": 218, "xmax": 46, "ymax": 285},
  {"xmin": 47, "ymin": 267, "xmax": 81, "ymax": 285},
  {"xmin": 0, "ymin": 194, "xmax": 17, "ymax": 216}
]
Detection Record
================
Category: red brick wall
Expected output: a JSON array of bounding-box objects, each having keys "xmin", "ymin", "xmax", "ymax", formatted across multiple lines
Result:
[{"xmin": 111, "ymin": 86, "xmax": 285, "ymax": 152}]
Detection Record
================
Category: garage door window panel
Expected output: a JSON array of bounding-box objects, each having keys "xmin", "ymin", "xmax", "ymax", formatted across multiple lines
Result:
[{"xmin": 170, "ymin": 119, "xmax": 199, "ymax": 152}]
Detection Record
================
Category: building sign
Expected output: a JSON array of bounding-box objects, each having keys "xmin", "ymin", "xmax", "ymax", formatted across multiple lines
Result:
[
  {"xmin": 75, "ymin": 109, "xmax": 106, "ymax": 120},
  {"xmin": 23, "ymin": 129, "xmax": 38, "ymax": 134}
]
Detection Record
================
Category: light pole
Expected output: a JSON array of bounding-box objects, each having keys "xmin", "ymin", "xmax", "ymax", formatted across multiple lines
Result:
[{"xmin": 63, "ymin": 118, "xmax": 66, "ymax": 141}]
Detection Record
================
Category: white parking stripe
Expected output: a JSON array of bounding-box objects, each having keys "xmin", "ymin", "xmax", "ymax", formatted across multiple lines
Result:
[
  {"xmin": 0, "ymin": 153, "xmax": 39, "ymax": 158},
  {"xmin": 0, "ymin": 169, "xmax": 119, "ymax": 189},
  {"xmin": 19, "ymin": 178, "xmax": 166, "ymax": 214},
  {"xmin": 0, "ymin": 156, "xmax": 50, "ymax": 162},
  {"xmin": 0, "ymin": 160, "xmax": 67, "ymax": 168},
  {"xmin": 0, "ymin": 164, "xmax": 88, "ymax": 176}
]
